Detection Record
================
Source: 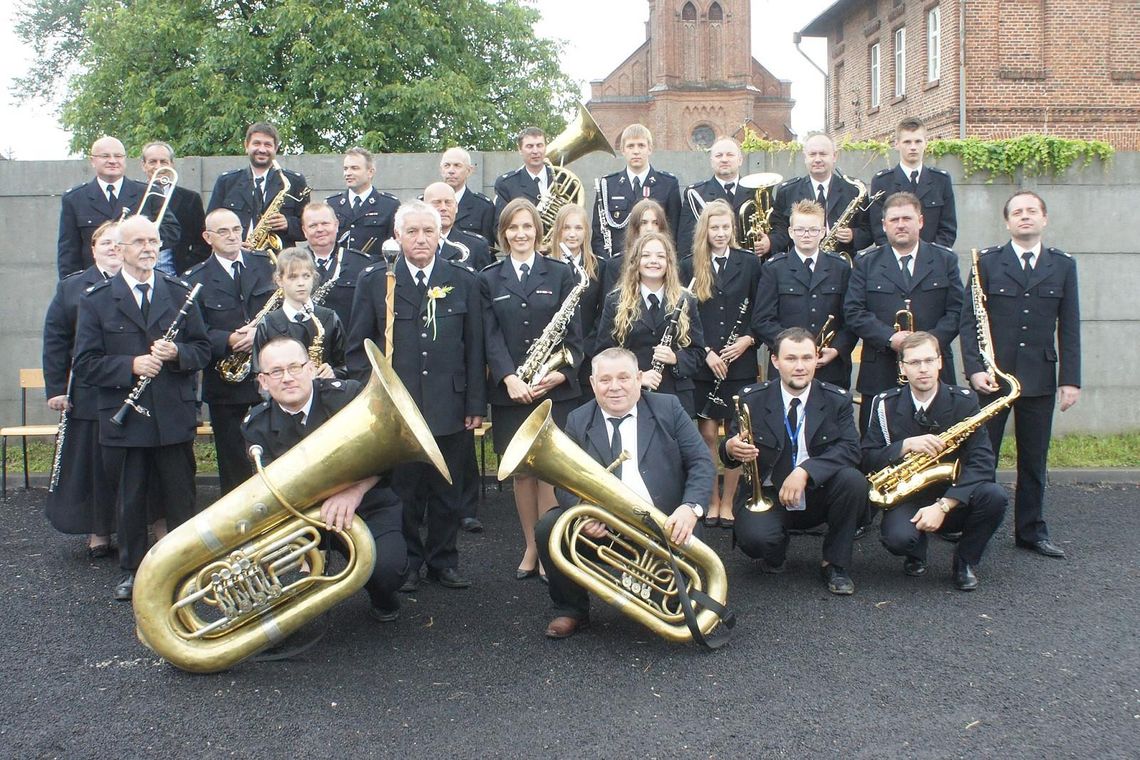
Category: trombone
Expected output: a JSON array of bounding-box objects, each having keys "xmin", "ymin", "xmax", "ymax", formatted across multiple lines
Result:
[{"xmin": 123, "ymin": 165, "xmax": 178, "ymax": 227}]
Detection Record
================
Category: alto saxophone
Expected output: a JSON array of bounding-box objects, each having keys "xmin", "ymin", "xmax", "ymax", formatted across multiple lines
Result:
[
  {"xmin": 305, "ymin": 303, "xmax": 326, "ymax": 368},
  {"xmin": 515, "ymin": 256, "xmax": 589, "ymax": 387},
  {"xmin": 216, "ymin": 288, "xmax": 284, "ymax": 383},
  {"xmin": 819, "ymin": 172, "xmax": 883, "ymax": 260},
  {"xmin": 247, "ymin": 161, "xmax": 309, "ymax": 253},
  {"xmin": 866, "ymin": 249, "xmax": 1021, "ymax": 507}
]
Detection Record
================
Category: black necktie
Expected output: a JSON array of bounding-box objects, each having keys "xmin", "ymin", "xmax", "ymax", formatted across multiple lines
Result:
[
  {"xmin": 777, "ymin": 397, "xmax": 802, "ymax": 478},
  {"xmin": 607, "ymin": 414, "xmax": 631, "ymax": 478},
  {"xmin": 647, "ymin": 293, "xmax": 662, "ymax": 325},
  {"xmin": 287, "ymin": 410, "xmax": 306, "ymax": 437},
  {"xmin": 106, "ymin": 184, "xmax": 117, "ymax": 206},
  {"xmin": 805, "ymin": 256, "xmax": 815, "ymax": 273},
  {"xmin": 724, "ymin": 182, "xmax": 735, "ymax": 202},
  {"xmin": 317, "ymin": 256, "xmax": 331, "ymax": 277},
  {"xmin": 231, "ymin": 260, "xmax": 244, "ymax": 293},
  {"xmin": 632, "ymin": 176, "xmax": 643, "ymax": 198},
  {"xmin": 714, "ymin": 256, "xmax": 727, "ymax": 274},
  {"xmin": 255, "ymin": 176, "xmax": 265, "ymax": 204},
  {"xmin": 416, "ymin": 270, "xmax": 427, "ymax": 295},
  {"xmin": 816, "ymin": 183, "xmax": 826, "ymax": 207},
  {"xmin": 352, "ymin": 195, "xmax": 362, "ymax": 212},
  {"xmin": 136, "ymin": 283, "xmax": 150, "ymax": 321},
  {"xmin": 533, "ymin": 175, "xmax": 542, "ymax": 197},
  {"xmin": 294, "ymin": 312, "xmax": 306, "ymax": 323},
  {"xmin": 102, "ymin": 270, "xmax": 111, "ymax": 280},
  {"xmin": 1021, "ymin": 251, "xmax": 1034, "ymax": 271},
  {"xmin": 909, "ymin": 170, "xmax": 919, "ymax": 191},
  {"xmin": 899, "ymin": 254, "xmax": 913, "ymax": 288},
  {"xmin": 519, "ymin": 262, "xmax": 530, "ymax": 289}
]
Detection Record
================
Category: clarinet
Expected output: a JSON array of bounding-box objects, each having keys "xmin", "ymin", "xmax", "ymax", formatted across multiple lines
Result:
[
  {"xmin": 110, "ymin": 283, "xmax": 203, "ymax": 426},
  {"xmin": 698, "ymin": 297, "xmax": 750, "ymax": 419},
  {"xmin": 652, "ymin": 298, "xmax": 686, "ymax": 375},
  {"xmin": 48, "ymin": 373, "xmax": 73, "ymax": 492}
]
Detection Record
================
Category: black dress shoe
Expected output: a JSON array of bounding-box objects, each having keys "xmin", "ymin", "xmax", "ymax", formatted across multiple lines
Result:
[
  {"xmin": 545, "ymin": 615, "xmax": 589, "ymax": 639},
  {"xmin": 952, "ymin": 554, "xmax": 979, "ymax": 591},
  {"xmin": 718, "ymin": 517, "xmax": 735, "ymax": 530},
  {"xmin": 113, "ymin": 573, "xmax": 135, "ymax": 601},
  {"xmin": 369, "ymin": 606, "xmax": 400, "ymax": 623},
  {"xmin": 820, "ymin": 564, "xmax": 855, "ymax": 595},
  {"xmin": 515, "ymin": 566, "xmax": 539, "ymax": 580},
  {"xmin": 853, "ymin": 525, "xmax": 869, "ymax": 540},
  {"xmin": 87, "ymin": 543, "xmax": 114, "ymax": 560},
  {"xmin": 903, "ymin": 557, "xmax": 927, "ymax": 577},
  {"xmin": 1016, "ymin": 538, "xmax": 1066, "ymax": 558},
  {"xmin": 426, "ymin": 567, "xmax": 471, "ymax": 589},
  {"xmin": 756, "ymin": 557, "xmax": 786, "ymax": 574},
  {"xmin": 398, "ymin": 571, "xmax": 419, "ymax": 593},
  {"xmin": 460, "ymin": 518, "xmax": 484, "ymax": 533}
]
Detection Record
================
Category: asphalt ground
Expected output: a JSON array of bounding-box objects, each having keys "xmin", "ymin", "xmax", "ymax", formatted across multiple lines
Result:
[{"xmin": 1, "ymin": 482, "xmax": 1137, "ymax": 759}]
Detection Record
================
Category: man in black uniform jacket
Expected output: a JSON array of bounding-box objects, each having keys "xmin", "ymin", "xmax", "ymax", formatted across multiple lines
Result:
[
  {"xmin": 141, "ymin": 140, "xmax": 208, "ymax": 274},
  {"xmin": 753, "ymin": 200, "xmax": 856, "ymax": 389},
  {"xmin": 591, "ymin": 123, "xmax": 682, "ymax": 257},
  {"xmin": 207, "ymin": 121, "xmax": 309, "ymax": 250},
  {"xmin": 326, "ymin": 146, "xmax": 399, "ymax": 256},
  {"xmin": 242, "ymin": 336, "xmax": 406, "ymax": 621},
  {"xmin": 346, "ymin": 200, "xmax": 486, "ymax": 590},
  {"xmin": 184, "ymin": 208, "xmax": 277, "ymax": 494},
  {"xmin": 57, "ymin": 135, "xmax": 180, "ymax": 278},
  {"xmin": 862, "ymin": 332, "xmax": 1007, "ymax": 590},
  {"xmin": 722, "ymin": 327, "xmax": 865, "ymax": 595},
  {"xmin": 535, "ymin": 347, "xmax": 714, "ymax": 638},
  {"xmin": 424, "ymin": 182, "xmax": 494, "ymax": 271},
  {"xmin": 440, "ymin": 146, "xmax": 495, "ymax": 243},
  {"xmin": 845, "ymin": 191, "xmax": 963, "ymax": 432},
  {"xmin": 961, "ymin": 191, "xmax": 1080, "ymax": 559},
  {"xmin": 300, "ymin": 201, "xmax": 373, "ymax": 328},
  {"xmin": 74, "ymin": 215, "xmax": 211, "ymax": 600},
  {"xmin": 493, "ymin": 127, "xmax": 553, "ymax": 229},
  {"xmin": 766, "ymin": 133, "xmax": 872, "ymax": 259},
  {"xmin": 868, "ymin": 118, "xmax": 957, "ymax": 248},
  {"xmin": 677, "ymin": 137, "xmax": 752, "ymax": 257}
]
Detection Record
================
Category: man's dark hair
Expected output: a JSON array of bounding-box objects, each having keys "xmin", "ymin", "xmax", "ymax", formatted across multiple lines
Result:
[
  {"xmin": 516, "ymin": 126, "xmax": 546, "ymax": 147},
  {"xmin": 896, "ymin": 117, "xmax": 926, "ymax": 135},
  {"xmin": 883, "ymin": 190, "xmax": 923, "ymax": 215},
  {"xmin": 1002, "ymin": 190, "xmax": 1047, "ymax": 219},
  {"xmin": 773, "ymin": 326, "xmax": 816, "ymax": 354},
  {"xmin": 245, "ymin": 121, "xmax": 280, "ymax": 147}
]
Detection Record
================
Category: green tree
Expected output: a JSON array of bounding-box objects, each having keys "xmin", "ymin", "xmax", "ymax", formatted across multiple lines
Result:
[{"xmin": 13, "ymin": 0, "xmax": 577, "ymax": 154}]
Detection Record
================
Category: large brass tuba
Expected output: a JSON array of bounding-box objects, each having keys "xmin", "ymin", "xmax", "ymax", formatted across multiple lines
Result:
[
  {"xmin": 133, "ymin": 340, "xmax": 450, "ymax": 673},
  {"xmin": 537, "ymin": 104, "xmax": 615, "ymax": 249},
  {"xmin": 497, "ymin": 401, "xmax": 731, "ymax": 643}
]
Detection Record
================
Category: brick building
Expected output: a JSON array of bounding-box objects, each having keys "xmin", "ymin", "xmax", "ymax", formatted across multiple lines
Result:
[
  {"xmin": 586, "ymin": 0, "xmax": 795, "ymax": 150},
  {"xmin": 801, "ymin": 0, "xmax": 1140, "ymax": 150}
]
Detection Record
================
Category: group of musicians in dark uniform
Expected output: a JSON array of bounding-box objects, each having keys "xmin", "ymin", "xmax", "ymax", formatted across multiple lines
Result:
[{"xmin": 43, "ymin": 116, "xmax": 1080, "ymax": 643}]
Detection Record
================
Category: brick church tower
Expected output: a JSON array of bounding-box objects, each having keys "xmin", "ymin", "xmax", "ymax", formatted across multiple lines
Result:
[{"xmin": 586, "ymin": 0, "xmax": 796, "ymax": 150}]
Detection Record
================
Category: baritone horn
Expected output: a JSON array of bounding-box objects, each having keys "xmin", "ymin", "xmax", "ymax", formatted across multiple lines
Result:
[
  {"xmin": 537, "ymin": 103, "xmax": 616, "ymax": 248},
  {"xmin": 737, "ymin": 172, "xmax": 782, "ymax": 249},
  {"xmin": 497, "ymin": 400, "xmax": 732, "ymax": 644},
  {"xmin": 133, "ymin": 339, "xmax": 450, "ymax": 673}
]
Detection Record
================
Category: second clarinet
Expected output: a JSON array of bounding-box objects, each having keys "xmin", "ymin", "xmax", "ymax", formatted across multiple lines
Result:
[{"xmin": 110, "ymin": 283, "xmax": 204, "ymax": 426}]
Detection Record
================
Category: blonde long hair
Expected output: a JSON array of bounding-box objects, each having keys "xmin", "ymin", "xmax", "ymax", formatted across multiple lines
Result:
[
  {"xmin": 689, "ymin": 199, "xmax": 736, "ymax": 302},
  {"xmin": 611, "ymin": 231, "xmax": 691, "ymax": 347},
  {"xmin": 548, "ymin": 203, "xmax": 598, "ymax": 279}
]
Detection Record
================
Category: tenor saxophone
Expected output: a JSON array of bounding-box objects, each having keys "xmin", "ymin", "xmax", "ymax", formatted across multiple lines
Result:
[
  {"xmin": 515, "ymin": 257, "xmax": 588, "ymax": 387},
  {"xmin": 866, "ymin": 249, "xmax": 1020, "ymax": 507}
]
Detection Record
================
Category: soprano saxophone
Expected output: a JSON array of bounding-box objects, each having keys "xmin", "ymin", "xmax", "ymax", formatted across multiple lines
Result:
[
  {"xmin": 515, "ymin": 256, "xmax": 589, "ymax": 387},
  {"xmin": 866, "ymin": 249, "xmax": 1021, "ymax": 507}
]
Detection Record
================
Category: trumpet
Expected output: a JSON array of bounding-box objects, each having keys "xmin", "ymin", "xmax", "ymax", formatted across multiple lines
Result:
[
  {"xmin": 733, "ymin": 395, "xmax": 774, "ymax": 512},
  {"xmin": 894, "ymin": 298, "xmax": 914, "ymax": 333},
  {"xmin": 816, "ymin": 314, "xmax": 837, "ymax": 354},
  {"xmin": 123, "ymin": 165, "xmax": 178, "ymax": 228}
]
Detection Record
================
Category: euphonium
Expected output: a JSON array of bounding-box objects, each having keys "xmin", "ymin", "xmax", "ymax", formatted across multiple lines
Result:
[
  {"xmin": 537, "ymin": 103, "xmax": 615, "ymax": 249},
  {"xmin": 737, "ymin": 172, "xmax": 783, "ymax": 249},
  {"xmin": 497, "ymin": 400, "xmax": 732, "ymax": 643},
  {"xmin": 133, "ymin": 340, "xmax": 450, "ymax": 673}
]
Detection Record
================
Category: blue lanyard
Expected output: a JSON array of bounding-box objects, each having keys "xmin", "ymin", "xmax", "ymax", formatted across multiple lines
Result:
[{"xmin": 784, "ymin": 408, "xmax": 804, "ymax": 467}]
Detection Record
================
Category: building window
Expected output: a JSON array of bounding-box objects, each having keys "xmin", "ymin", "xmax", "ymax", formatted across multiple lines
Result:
[
  {"xmin": 927, "ymin": 6, "xmax": 941, "ymax": 82},
  {"xmin": 894, "ymin": 27, "xmax": 906, "ymax": 97},
  {"xmin": 691, "ymin": 124, "xmax": 716, "ymax": 149},
  {"xmin": 682, "ymin": 2, "xmax": 697, "ymax": 21},
  {"xmin": 870, "ymin": 43, "xmax": 881, "ymax": 108},
  {"xmin": 708, "ymin": 2, "xmax": 723, "ymax": 21}
]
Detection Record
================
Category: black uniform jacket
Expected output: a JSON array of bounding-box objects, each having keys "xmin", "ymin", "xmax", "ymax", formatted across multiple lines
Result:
[
  {"xmin": 325, "ymin": 187, "xmax": 399, "ymax": 256},
  {"xmin": 43, "ymin": 267, "xmax": 109, "ymax": 421},
  {"xmin": 844, "ymin": 241, "xmax": 963, "ymax": 394},
  {"xmin": 594, "ymin": 290, "xmax": 707, "ymax": 396},
  {"xmin": 680, "ymin": 248, "xmax": 762, "ymax": 382},
  {"xmin": 868, "ymin": 165, "xmax": 957, "ymax": 248},
  {"xmin": 169, "ymin": 186, "xmax": 209, "ymax": 273},
  {"xmin": 311, "ymin": 246, "xmax": 373, "ymax": 329},
  {"xmin": 590, "ymin": 167, "xmax": 683, "ymax": 256},
  {"xmin": 960, "ymin": 244, "xmax": 1080, "ymax": 397},
  {"xmin": 456, "ymin": 188, "xmax": 496, "ymax": 243},
  {"xmin": 73, "ymin": 273, "xmax": 211, "ymax": 447},
  {"xmin": 767, "ymin": 172, "xmax": 873, "ymax": 258},
  {"xmin": 493, "ymin": 165, "xmax": 554, "ymax": 227},
  {"xmin": 721, "ymin": 379, "xmax": 861, "ymax": 490},
  {"xmin": 861, "ymin": 383, "xmax": 996, "ymax": 505},
  {"xmin": 183, "ymin": 250, "xmax": 277, "ymax": 405},
  {"xmin": 479, "ymin": 254, "xmax": 583, "ymax": 405},
  {"xmin": 57, "ymin": 177, "xmax": 182, "ymax": 278},
  {"xmin": 753, "ymin": 249, "xmax": 857, "ymax": 357},
  {"xmin": 241, "ymin": 378, "xmax": 356, "ymax": 463},
  {"xmin": 254, "ymin": 304, "xmax": 347, "ymax": 380},
  {"xmin": 676, "ymin": 176, "xmax": 752, "ymax": 257},
  {"xmin": 346, "ymin": 257, "xmax": 486, "ymax": 436},
  {"xmin": 207, "ymin": 165, "xmax": 309, "ymax": 249},
  {"xmin": 556, "ymin": 392, "xmax": 715, "ymax": 513}
]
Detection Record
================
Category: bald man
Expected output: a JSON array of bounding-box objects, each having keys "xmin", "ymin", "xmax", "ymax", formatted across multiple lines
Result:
[
  {"xmin": 424, "ymin": 182, "xmax": 493, "ymax": 271},
  {"xmin": 440, "ymin": 146, "xmax": 495, "ymax": 243}
]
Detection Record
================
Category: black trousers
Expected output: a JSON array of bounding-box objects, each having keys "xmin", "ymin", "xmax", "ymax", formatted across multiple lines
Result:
[
  {"xmin": 879, "ymin": 482, "xmax": 1007, "ymax": 566},
  {"xmin": 351, "ymin": 486, "xmax": 407, "ymax": 613},
  {"xmin": 984, "ymin": 393, "xmax": 1054, "ymax": 542},
  {"xmin": 392, "ymin": 430, "xmax": 465, "ymax": 572},
  {"xmin": 458, "ymin": 430, "xmax": 480, "ymax": 521},
  {"xmin": 208, "ymin": 401, "xmax": 254, "ymax": 495},
  {"xmin": 733, "ymin": 467, "xmax": 865, "ymax": 569},
  {"xmin": 104, "ymin": 443, "xmax": 197, "ymax": 571}
]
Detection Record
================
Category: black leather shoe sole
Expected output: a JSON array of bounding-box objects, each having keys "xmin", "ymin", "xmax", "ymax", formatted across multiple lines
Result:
[
  {"xmin": 426, "ymin": 571, "xmax": 471, "ymax": 589},
  {"xmin": 460, "ymin": 518, "xmax": 484, "ymax": 534},
  {"xmin": 1016, "ymin": 538, "xmax": 1066, "ymax": 558},
  {"xmin": 904, "ymin": 558, "xmax": 927, "ymax": 577},
  {"xmin": 113, "ymin": 575, "xmax": 134, "ymax": 601}
]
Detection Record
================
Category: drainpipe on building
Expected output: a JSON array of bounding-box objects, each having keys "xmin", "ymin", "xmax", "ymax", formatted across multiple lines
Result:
[
  {"xmin": 959, "ymin": 1, "xmax": 967, "ymax": 138},
  {"xmin": 793, "ymin": 32, "xmax": 829, "ymax": 131}
]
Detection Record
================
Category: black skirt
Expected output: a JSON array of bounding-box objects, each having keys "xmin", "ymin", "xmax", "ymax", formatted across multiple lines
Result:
[
  {"xmin": 44, "ymin": 417, "xmax": 116, "ymax": 535},
  {"xmin": 491, "ymin": 398, "xmax": 577, "ymax": 456},
  {"xmin": 693, "ymin": 378, "xmax": 754, "ymax": 421}
]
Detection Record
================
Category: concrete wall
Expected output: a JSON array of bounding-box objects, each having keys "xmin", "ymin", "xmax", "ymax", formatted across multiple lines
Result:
[{"xmin": 2, "ymin": 149, "xmax": 1135, "ymax": 434}]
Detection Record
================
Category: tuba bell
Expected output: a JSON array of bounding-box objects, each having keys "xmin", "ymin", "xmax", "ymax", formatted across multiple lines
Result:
[
  {"xmin": 133, "ymin": 339, "xmax": 450, "ymax": 673},
  {"xmin": 537, "ymin": 103, "xmax": 616, "ymax": 249},
  {"xmin": 497, "ymin": 401, "xmax": 732, "ymax": 644}
]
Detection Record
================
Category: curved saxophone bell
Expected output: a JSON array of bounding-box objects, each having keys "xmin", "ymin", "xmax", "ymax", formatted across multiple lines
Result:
[
  {"xmin": 133, "ymin": 339, "xmax": 450, "ymax": 673},
  {"xmin": 497, "ymin": 401, "xmax": 732, "ymax": 643}
]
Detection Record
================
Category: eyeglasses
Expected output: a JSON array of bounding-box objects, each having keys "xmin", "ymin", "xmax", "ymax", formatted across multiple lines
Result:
[
  {"xmin": 900, "ymin": 357, "xmax": 940, "ymax": 368},
  {"xmin": 92, "ymin": 153, "xmax": 127, "ymax": 160},
  {"xmin": 259, "ymin": 362, "xmax": 310, "ymax": 380},
  {"xmin": 207, "ymin": 226, "xmax": 244, "ymax": 237},
  {"xmin": 790, "ymin": 227, "xmax": 824, "ymax": 236},
  {"xmin": 120, "ymin": 237, "xmax": 161, "ymax": 249}
]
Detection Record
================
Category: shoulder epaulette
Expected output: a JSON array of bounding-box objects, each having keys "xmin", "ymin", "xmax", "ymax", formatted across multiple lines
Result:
[
  {"xmin": 248, "ymin": 249, "xmax": 272, "ymax": 261},
  {"xmin": 946, "ymin": 383, "xmax": 975, "ymax": 398},
  {"xmin": 62, "ymin": 269, "xmax": 85, "ymax": 282},
  {"xmin": 823, "ymin": 250, "xmax": 849, "ymax": 263},
  {"xmin": 317, "ymin": 378, "xmax": 350, "ymax": 394},
  {"xmin": 161, "ymin": 273, "xmax": 192, "ymax": 289},
  {"xmin": 928, "ymin": 165, "xmax": 951, "ymax": 176},
  {"xmin": 378, "ymin": 190, "xmax": 399, "ymax": 202},
  {"xmin": 873, "ymin": 167, "xmax": 893, "ymax": 177},
  {"xmin": 929, "ymin": 242, "xmax": 955, "ymax": 256},
  {"xmin": 855, "ymin": 244, "xmax": 879, "ymax": 259},
  {"xmin": 777, "ymin": 176, "xmax": 800, "ymax": 189},
  {"xmin": 498, "ymin": 169, "xmax": 519, "ymax": 180},
  {"xmin": 444, "ymin": 257, "xmax": 477, "ymax": 275},
  {"xmin": 818, "ymin": 380, "xmax": 852, "ymax": 398},
  {"xmin": 877, "ymin": 386, "xmax": 904, "ymax": 400},
  {"xmin": 978, "ymin": 245, "xmax": 1002, "ymax": 257},
  {"xmin": 767, "ymin": 251, "xmax": 789, "ymax": 264},
  {"xmin": 470, "ymin": 191, "xmax": 492, "ymax": 204},
  {"xmin": 65, "ymin": 182, "xmax": 88, "ymax": 194},
  {"xmin": 1046, "ymin": 247, "xmax": 1072, "ymax": 259},
  {"xmin": 739, "ymin": 380, "xmax": 772, "ymax": 396},
  {"xmin": 342, "ymin": 247, "xmax": 371, "ymax": 261},
  {"xmin": 481, "ymin": 258, "xmax": 505, "ymax": 271},
  {"xmin": 463, "ymin": 231, "xmax": 488, "ymax": 242},
  {"xmin": 217, "ymin": 167, "xmax": 244, "ymax": 179},
  {"xmin": 242, "ymin": 401, "xmax": 271, "ymax": 426},
  {"xmin": 183, "ymin": 261, "xmax": 207, "ymax": 277},
  {"xmin": 652, "ymin": 169, "xmax": 677, "ymax": 179},
  {"xmin": 85, "ymin": 279, "xmax": 112, "ymax": 295}
]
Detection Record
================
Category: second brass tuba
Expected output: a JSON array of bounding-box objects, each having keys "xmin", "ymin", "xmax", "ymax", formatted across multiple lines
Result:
[
  {"xmin": 497, "ymin": 401, "xmax": 732, "ymax": 644},
  {"xmin": 133, "ymin": 340, "xmax": 450, "ymax": 673},
  {"xmin": 537, "ymin": 103, "xmax": 615, "ymax": 249}
]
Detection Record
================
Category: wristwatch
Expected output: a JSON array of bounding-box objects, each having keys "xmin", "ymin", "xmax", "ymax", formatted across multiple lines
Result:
[
  {"xmin": 936, "ymin": 498, "xmax": 952, "ymax": 514},
  {"xmin": 683, "ymin": 503, "xmax": 705, "ymax": 519}
]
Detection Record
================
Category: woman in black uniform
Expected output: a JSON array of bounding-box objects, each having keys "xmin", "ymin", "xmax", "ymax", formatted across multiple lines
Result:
[
  {"xmin": 682, "ymin": 200, "xmax": 762, "ymax": 528},
  {"xmin": 479, "ymin": 198, "xmax": 583, "ymax": 580}
]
